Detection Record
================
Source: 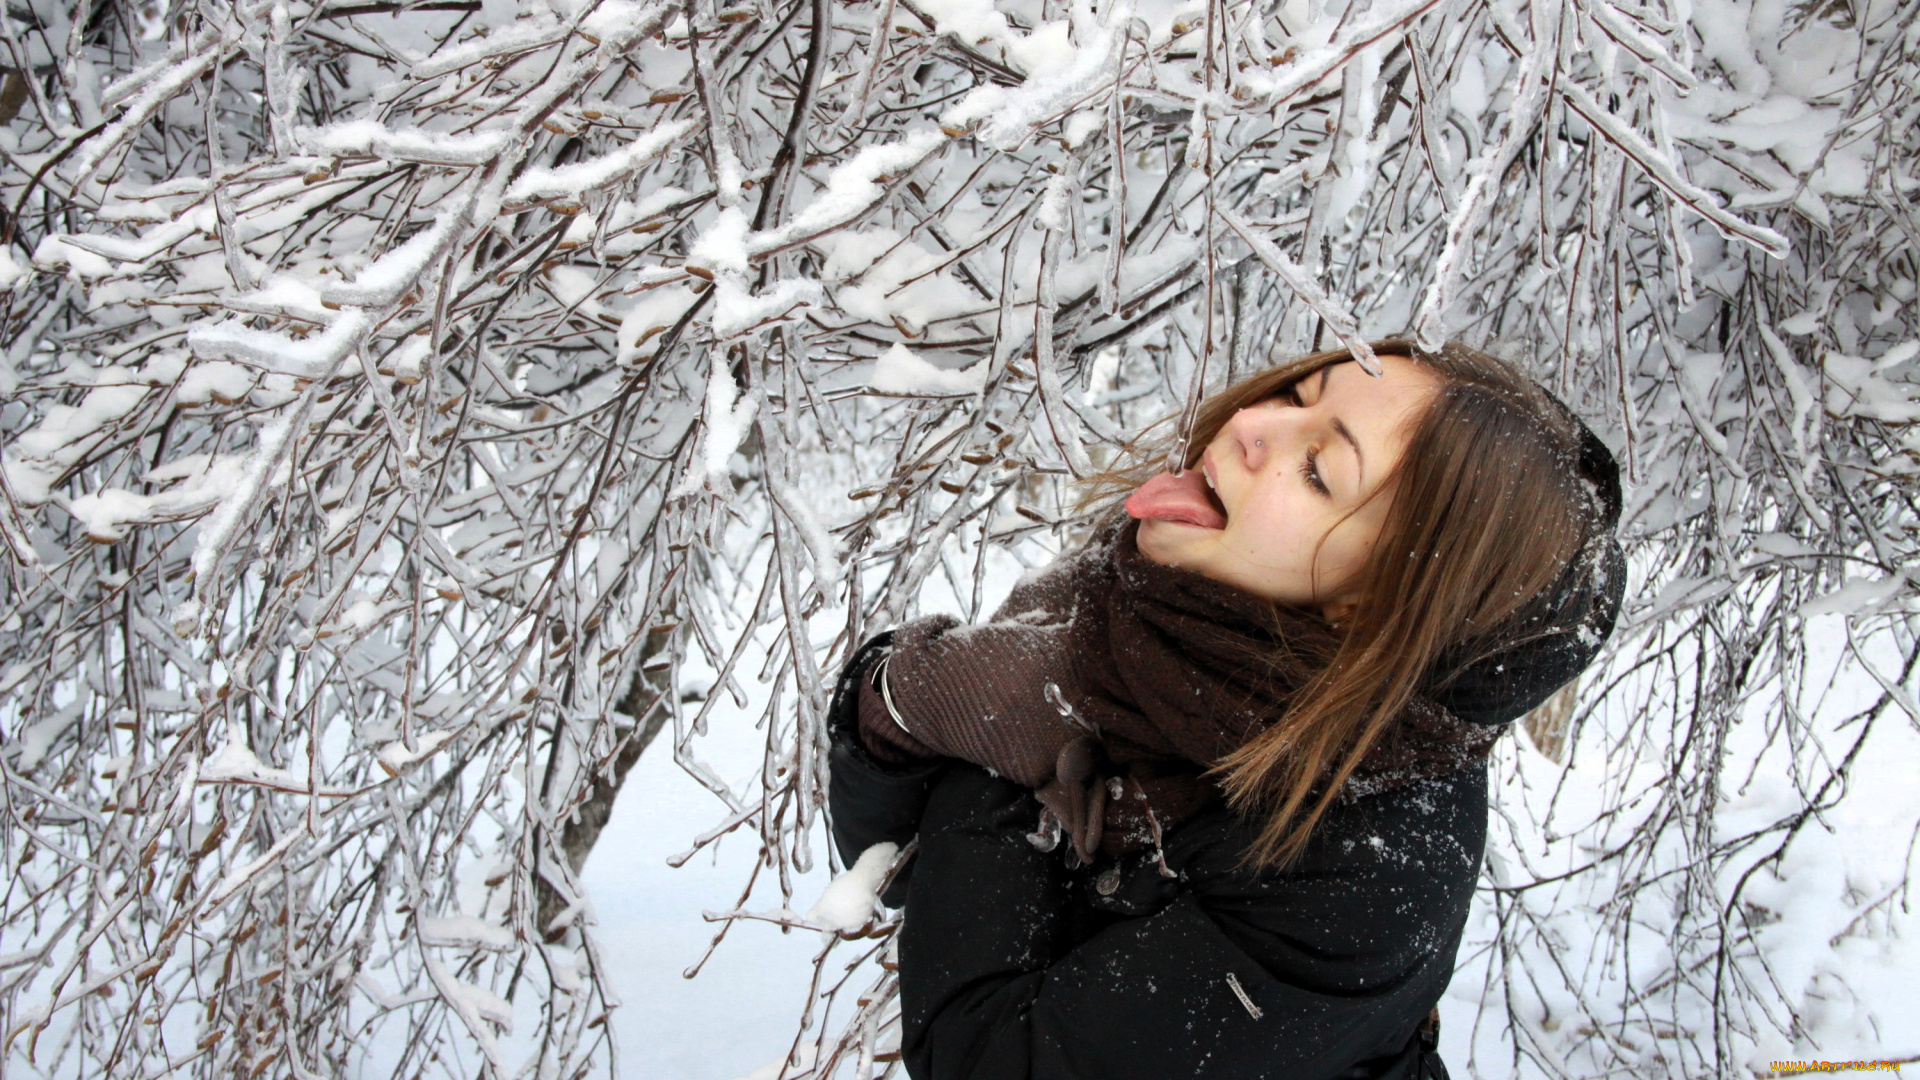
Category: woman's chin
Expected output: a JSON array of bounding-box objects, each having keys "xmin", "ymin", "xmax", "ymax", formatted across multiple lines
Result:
[{"xmin": 1136, "ymin": 518, "xmax": 1214, "ymax": 565}]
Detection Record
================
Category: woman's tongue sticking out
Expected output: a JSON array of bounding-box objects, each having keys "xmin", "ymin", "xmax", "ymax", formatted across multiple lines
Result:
[{"xmin": 1125, "ymin": 468, "xmax": 1227, "ymax": 530}]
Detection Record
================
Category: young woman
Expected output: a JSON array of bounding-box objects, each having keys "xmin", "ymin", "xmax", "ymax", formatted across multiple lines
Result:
[{"xmin": 828, "ymin": 339, "xmax": 1625, "ymax": 1079}]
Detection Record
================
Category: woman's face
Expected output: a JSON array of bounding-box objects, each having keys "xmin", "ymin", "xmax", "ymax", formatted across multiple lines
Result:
[{"xmin": 1128, "ymin": 356, "xmax": 1440, "ymax": 618}]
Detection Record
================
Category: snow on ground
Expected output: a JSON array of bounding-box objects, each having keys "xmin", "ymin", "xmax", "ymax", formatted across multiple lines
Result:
[{"xmin": 584, "ymin": 715, "xmax": 832, "ymax": 1080}]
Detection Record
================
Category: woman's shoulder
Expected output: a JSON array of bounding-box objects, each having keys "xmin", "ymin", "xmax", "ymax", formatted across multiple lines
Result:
[{"xmin": 1174, "ymin": 764, "xmax": 1487, "ymax": 883}]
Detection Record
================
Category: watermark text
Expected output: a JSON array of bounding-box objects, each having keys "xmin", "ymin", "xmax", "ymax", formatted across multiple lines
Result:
[{"xmin": 1770, "ymin": 1063, "xmax": 1903, "ymax": 1075}]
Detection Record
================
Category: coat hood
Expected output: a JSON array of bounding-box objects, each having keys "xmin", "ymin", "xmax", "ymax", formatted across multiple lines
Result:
[{"xmin": 1430, "ymin": 414, "xmax": 1627, "ymax": 727}]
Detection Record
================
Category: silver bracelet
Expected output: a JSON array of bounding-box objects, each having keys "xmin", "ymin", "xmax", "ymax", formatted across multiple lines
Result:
[{"xmin": 871, "ymin": 654, "xmax": 915, "ymax": 739}]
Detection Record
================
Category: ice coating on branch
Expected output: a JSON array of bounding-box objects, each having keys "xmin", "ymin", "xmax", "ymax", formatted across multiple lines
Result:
[
  {"xmin": 188, "ymin": 308, "xmax": 373, "ymax": 378},
  {"xmin": 729, "ymin": 1044, "xmax": 819, "ymax": 1080},
  {"xmin": 186, "ymin": 360, "xmax": 342, "ymax": 589},
  {"xmin": 769, "ymin": 475, "xmax": 843, "ymax": 592}
]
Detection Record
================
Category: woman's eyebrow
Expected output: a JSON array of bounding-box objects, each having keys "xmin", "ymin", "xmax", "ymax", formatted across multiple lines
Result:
[{"xmin": 1331, "ymin": 417, "xmax": 1365, "ymax": 485}]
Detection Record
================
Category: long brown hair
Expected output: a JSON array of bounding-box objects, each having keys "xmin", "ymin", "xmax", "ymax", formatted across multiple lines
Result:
[{"xmin": 1080, "ymin": 339, "xmax": 1606, "ymax": 868}]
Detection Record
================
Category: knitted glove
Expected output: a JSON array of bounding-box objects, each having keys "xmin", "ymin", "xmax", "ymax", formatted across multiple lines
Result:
[{"xmin": 877, "ymin": 614, "xmax": 1083, "ymax": 789}]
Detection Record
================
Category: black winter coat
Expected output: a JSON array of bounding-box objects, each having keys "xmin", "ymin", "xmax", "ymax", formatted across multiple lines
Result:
[{"xmin": 829, "ymin": 634, "xmax": 1472, "ymax": 1080}]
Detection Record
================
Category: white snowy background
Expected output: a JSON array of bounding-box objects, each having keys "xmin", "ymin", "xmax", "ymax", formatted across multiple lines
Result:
[{"xmin": 0, "ymin": 0, "xmax": 1916, "ymax": 1075}]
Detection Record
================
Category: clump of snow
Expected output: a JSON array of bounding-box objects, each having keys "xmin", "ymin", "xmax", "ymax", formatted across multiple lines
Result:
[
  {"xmin": 579, "ymin": 0, "xmax": 655, "ymax": 43},
  {"xmin": 804, "ymin": 842, "xmax": 897, "ymax": 932},
  {"xmin": 5, "ymin": 378, "xmax": 152, "ymax": 506},
  {"xmin": 65, "ymin": 488, "xmax": 156, "ymax": 542},
  {"xmin": 756, "ymin": 130, "xmax": 948, "ymax": 249},
  {"xmin": 869, "ymin": 343, "xmax": 987, "ymax": 396},
  {"xmin": 672, "ymin": 353, "xmax": 759, "ymax": 497},
  {"xmin": 1823, "ymin": 347, "xmax": 1920, "ymax": 423},
  {"xmin": 322, "ymin": 202, "xmax": 468, "ymax": 308},
  {"xmin": 229, "ymin": 271, "xmax": 334, "ymax": 324},
  {"xmin": 176, "ymin": 360, "xmax": 257, "ymax": 405},
  {"xmin": 507, "ymin": 120, "xmax": 692, "ymax": 201},
  {"xmin": 298, "ymin": 120, "xmax": 511, "ymax": 166},
  {"xmin": 559, "ymin": 211, "xmax": 597, "ymax": 248},
  {"xmin": 1798, "ymin": 575, "xmax": 1910, "ymax": 619},
  {"xmin": 406, "ymin": 17, "xmax": 568, "ymax": 79},
  {"xmin": 615, "ymin": 284, "xmax": 697, "ymax": 365},
  {"xmin": 688, "ymin": 207, "xmax": 752, "ymax": 276},
  {"xmin": 377, "ymin": 729, "xmax": 458, "ymax": 775},
  {"xmin": 1, "ymin": 458, "xmax": 58, "ymax": 507},
  {"xmin": 14, "ymin": 704, "xmax": 83, "ymax": 772},
  {"xmin": 0, "ymin": 246, "xmax": 28, "ymax": 290},
  {"xmin": 427, "ymin": 958, "xmax": 515, "ymax": 1032},
  {"xmin": 31, "ymin": 235, "xmax": 116, "ymax": 278},
  {"xmin": 811, "ymin": 227, "xmax": 980, "ymax": 331},
  {"xmin": 202, "ymin": 728, "xmax": 306, "ymax": 790},
  {"xmin": 940, "ymin": 10, "xmax": 1124, "ymax": 151},
  {"xmin": 915, "ymin": 0, "xmax": 1011, "ymax": 47},
  {"xmin": 419, "ymin": 914, "xmax": 515, "ymax": 951},
  {"xmin": 711, "ymin": 277, "xmax": 821, "ymax": 339}
]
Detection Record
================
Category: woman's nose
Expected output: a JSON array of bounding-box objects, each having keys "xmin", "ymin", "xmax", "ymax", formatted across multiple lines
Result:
[{"xmin": 1227, "ymin": 404, "xmax": 1289, "ymax": 472}]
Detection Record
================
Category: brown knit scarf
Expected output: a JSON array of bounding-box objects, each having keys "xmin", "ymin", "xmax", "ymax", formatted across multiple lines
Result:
[{"xmin": 860, "ymin": 515, "xmax": 1503, "ymax": 863}]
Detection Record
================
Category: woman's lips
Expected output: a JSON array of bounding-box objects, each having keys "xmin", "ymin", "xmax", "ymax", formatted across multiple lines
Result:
[{"xmin": 1124, "ymin": 465, "xmax": 1228, "ymax": 529}]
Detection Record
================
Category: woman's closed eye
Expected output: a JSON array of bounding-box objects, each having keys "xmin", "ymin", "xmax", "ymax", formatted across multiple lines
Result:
[{"xmin": 1300, "ymin": 448, "xmax": 1330, "ymax": 498}]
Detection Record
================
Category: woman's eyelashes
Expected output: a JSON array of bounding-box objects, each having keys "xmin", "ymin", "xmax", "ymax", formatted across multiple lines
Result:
[{"xmin": 1300, "ymin": 448, "xmax": 1331, "ymax": 497}]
